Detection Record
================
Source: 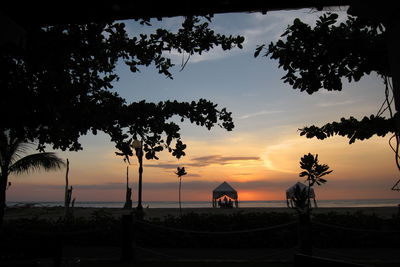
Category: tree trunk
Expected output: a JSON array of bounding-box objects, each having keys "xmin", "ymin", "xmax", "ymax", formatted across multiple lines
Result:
[
  {"xmin": 298, "ymin": 212, "xmax": 312, "ymax": 256},
  {"xmin": 307, "ymin": 178, "xmax": 311, "ymax": 209},
  {"xmin": 64, "ymin": 159, "xmax": 71, "ymax": 217},
  {"xmin": 137, "ymin": 147, "xmax": 143, "ymax": 212},
  {"xmin": 179, "ymin": 177, "xmax": 182, "ymax": 215},
  {"xmin": 0, "ymin": 173, "xmax": 8, "ymax": 227},
  {"xmin": 65, "ymin": 159, "xmax": 69, "ymax": 206}
]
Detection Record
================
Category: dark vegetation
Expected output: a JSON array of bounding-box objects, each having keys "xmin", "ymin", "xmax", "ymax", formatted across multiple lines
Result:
[
  {"xmin": 0, "ymin": 209, "xmax": 121, "ymax": 260},
  {"xmin": 255, "ymin": 12, "xmax": 395, "ymax": 144},
  {"xmin": 312, "ymin": 211, "xmax": 400, "ymax": 248},
  {"xmin": 1, "ymin": 16, "xmax": 243, "ymax": 157},
  {"xmin": 1, "ymin": 210, "xmax": 399, "ymax": 261},
  {"xmin": 140, "ymin": 212, "xmax": 297, "ymax": 248},
  {"xmin": 0, "ymin": 15, "xmax": 244, "ymax": 224},
  {"xmin": 79, "ymin": 261, "xmax": 292, "ymax": 267}
]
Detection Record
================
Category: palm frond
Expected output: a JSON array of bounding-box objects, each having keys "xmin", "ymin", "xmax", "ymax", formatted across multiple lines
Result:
[
  {"xmin": 9, "ymin": 152, "xmax": 65, "ymax": 175},
  {"xmin": 0, "ymin": 131, "xmax": 34, "ymax": 167},
  {"xmin": 0, "ymin": 131, "xmax": 9, "ymax": 166},
  {"xmin": 175, "ymin": 167, "xmax": 187, "ymax": 178},
  {"xmin": 9, "ymin": 139, "xmax": 34, "ymax": 165}
]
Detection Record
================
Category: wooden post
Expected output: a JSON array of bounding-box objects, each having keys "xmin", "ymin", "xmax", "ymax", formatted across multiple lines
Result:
[
  {"xmin": 136, "ymin": 144, "xmax": 144, "ymax": 212},
  {"xmin": 64, "ymin": 159, "xmax": 74, "ymax": 218},
  {"xmin": 124, "ymin": 166, "xmax": 132, "ymax": 209},
  {"xmin": 121, "ymin": 214, "xmax": 135, "ymax": 262},
  {"xmin": 64, "ymin": 159, "xmax": 71, "ymax": 218}
]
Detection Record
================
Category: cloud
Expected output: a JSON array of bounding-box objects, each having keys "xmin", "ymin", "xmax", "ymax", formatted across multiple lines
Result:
[
  {"xmin": 146, "ymin": 162, "xmax": 208, "ymax": 169},
  {"xmin": 234, "ymin": 172, "xmax": 254, "ymax": 176},
  {"xmin": 261, "ymin": 138, "xmax": 307, "ymax": 174},
  {"xmin": 142, "ymin": 180, "xmax": 214, "ymax": 190},
  {"xmin": 145, "ymin": 155, "xmax": 261, "ymax": 170},
  {"xmin": 145, "ymin": 163, "xmax": 180, "ymax": 169},
  {"xmin": 162, "ymin": 11, "xmax": 314, "ymax": 65},
  {"xmin": 165, "ymin": 45, "xmax": 243, "ymax": 65},
  {"xmin": 77, "ymin": 183, "xmax": 124, "ymax": 190},
  {"xmin": 9, "ymin": 182, "xmax": 126, "ymax": 191},
  {"xmin": 191, "ymin": 155, "xmax": 261, "ymax": 166},
  {"xmin": 237, "ymin": 110, "xmax": 285, "ymax": 119},
  {"xmin": 142, "ymin": 179, "xmax": 295, "ymax": 191},
  {"xmin": 222, "ymin": 156, "xmax": 260, "ymax": 161},
  {"xmin": 317, "ymin": 100, "xmax": 357, "ymax": 107},
  {"xmin": 185, "ymin": 173, "xmax": 201, "ymax": 178}
]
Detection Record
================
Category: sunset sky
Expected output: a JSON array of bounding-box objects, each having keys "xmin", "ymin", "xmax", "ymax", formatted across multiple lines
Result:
[{"xmin": 7, "ymin": 8, "xmax": 400, "ymax": 203}]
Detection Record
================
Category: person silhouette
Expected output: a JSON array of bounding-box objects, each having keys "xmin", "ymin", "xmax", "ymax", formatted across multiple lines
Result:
[{"xmin": 228, "ymin": 198, "xmax": 232, "ymax": 208}]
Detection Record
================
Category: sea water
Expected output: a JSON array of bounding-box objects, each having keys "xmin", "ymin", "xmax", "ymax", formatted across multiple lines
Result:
[{"xmin": 7, "ymin": 199, "xmax": 400, "ymax": 208}]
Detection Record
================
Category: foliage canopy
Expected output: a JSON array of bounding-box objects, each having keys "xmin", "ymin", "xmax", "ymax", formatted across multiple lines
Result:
[
  {"xmin": 255, "ymin": 13, "xmax": 395, "ymax": 144},
  {"xmin": 299, "ymin": 153, "xmax": 332, "ymax": 187},
  {"xmin": 1, "ymin": 16, "xmax": 244, "ymax": 160}
]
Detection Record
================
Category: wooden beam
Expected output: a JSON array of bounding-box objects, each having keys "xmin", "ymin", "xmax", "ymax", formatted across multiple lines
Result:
[{"xmin": 3, "ymin": 0, "xmax": 351, "ymax": 27}]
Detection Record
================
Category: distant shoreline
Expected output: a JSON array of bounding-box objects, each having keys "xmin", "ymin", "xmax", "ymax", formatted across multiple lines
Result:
[{"xmin": 4, "ymin": 206, "xmax": 399, "ymax": 220}]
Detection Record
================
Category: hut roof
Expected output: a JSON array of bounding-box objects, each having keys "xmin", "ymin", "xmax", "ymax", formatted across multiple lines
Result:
[
  {"xmin": 213, "ymin": 181, "xmax": 238, "ymax": 200},
  {"xmin": 213, "ymin": 181, "xmax": 236, "ymax": 193}
]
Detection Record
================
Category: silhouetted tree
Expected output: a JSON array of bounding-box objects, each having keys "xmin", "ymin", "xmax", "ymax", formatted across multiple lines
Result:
[
  {"xmin": 300, "ymin": 153, "xmax": 332, "ymax": 188},
  {"xmin": 0, "ymin": 130, "xmax": 65, "ymax": 225},
  {"xmin": 295, "ymin": 153, "xmax": 332, "ymax": 255},
  {"xmin": 255, "ymin": 11, "xmax": 400, "ymax": 169},
  {"xmin": 1, "ymin": 16, "xmax": 244, "ymax": 162},
  {"xmin": 175, "ymin": 166, "xmax": 187, "ymax": 214},
  {"xmin": 299, "ymin": 153, "xmax": 332, "ymax": 208}
]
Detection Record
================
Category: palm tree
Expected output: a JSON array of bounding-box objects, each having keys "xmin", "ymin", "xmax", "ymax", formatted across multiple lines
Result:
[
  {"xmin": 0, "ymin": 131, "xmax": 65, "ymax": 225},
  {"xmin": 175, "ymin": 166, "xmax": 187, "ymax": 215}
]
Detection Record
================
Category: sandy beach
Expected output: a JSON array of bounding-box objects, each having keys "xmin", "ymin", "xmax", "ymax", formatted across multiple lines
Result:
[{"xmin": 4, "ymin": 206, "xmax": 400, "ymax": 220}]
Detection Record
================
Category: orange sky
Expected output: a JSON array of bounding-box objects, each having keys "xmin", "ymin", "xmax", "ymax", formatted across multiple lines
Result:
[{"xmin": 7, "ymin": 133, "xmax": 400, "ymax": 202}]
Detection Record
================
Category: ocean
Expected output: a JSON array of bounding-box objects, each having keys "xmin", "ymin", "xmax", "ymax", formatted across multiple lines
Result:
[{"xmin": 7, "ymin": 199, "xmax": 400, "ymax": 208}]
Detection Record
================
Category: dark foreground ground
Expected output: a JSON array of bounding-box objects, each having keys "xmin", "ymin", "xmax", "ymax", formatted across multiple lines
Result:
[
  {"xmin": 4, "ymin": 247, "xmax": 400, "ymax": 267},
  {"xmin": 4, "ymin": 206, "xmax": 400, "ymax": 220},
  {"xmin": 2, "ymin": 206, "xmax": 400, "ymax": 267}
]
